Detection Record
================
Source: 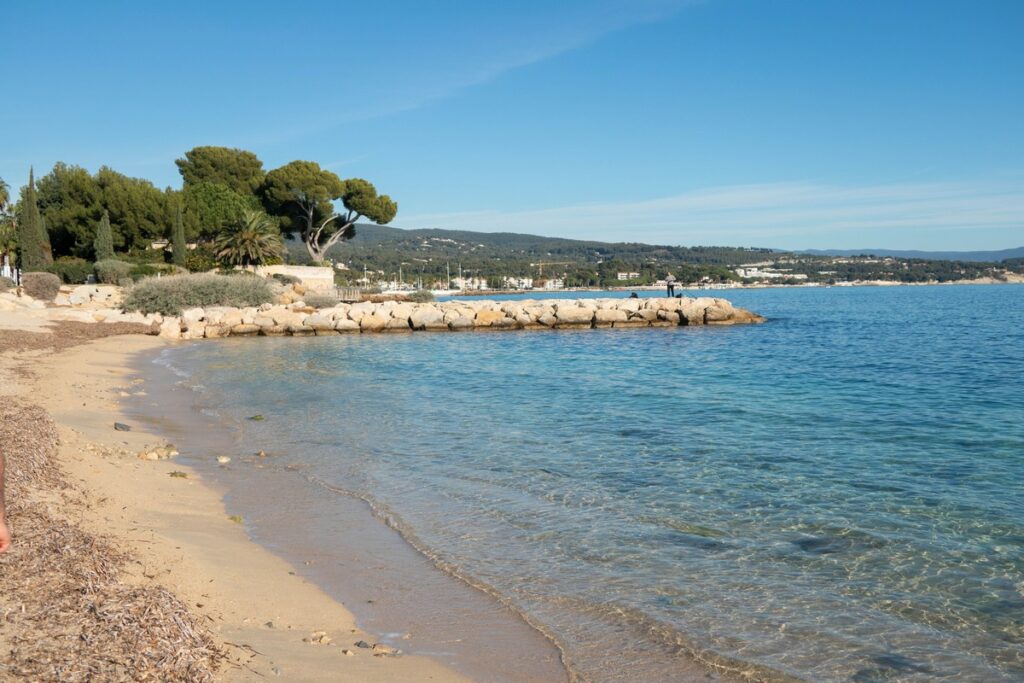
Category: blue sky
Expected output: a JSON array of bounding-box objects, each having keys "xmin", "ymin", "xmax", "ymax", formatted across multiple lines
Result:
[{"xmin": 2, "ymin": 0, "xmax": 1022, "ymax": 250}]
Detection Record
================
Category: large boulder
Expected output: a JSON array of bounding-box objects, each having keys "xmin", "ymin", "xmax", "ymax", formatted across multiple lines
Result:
[
  {"xmin": 384, "ymin": 317, "xmax": 412, "ymax": 331},
  {"xmin": 555, "ymin": 307, "xmax": 594, "ymax": 327},
  {"xmin": 159, "ymin": 318, "xmax": 182, "ymax": 340},
  {"xmin": 448, "ymin": 315, "xmax": 475, "ymax": 330},
  {"xmin": 475, "ymin": 310, "xmax": 510, "ymax": 327},
  {"xmin": 360, "ymin": 314, "xmax": 388, "ymax": 332},
  {"xmin": 410, "ymin": 306, "xmax": 446, "ymax": 330},
  {"xmin": 304, "ymin": 314, "xmax": 335, "ymax": 331},
  {"xmin": 595, "ymin": 309, "xmax": 628, "ymax": 325},
  {"xmin": 391, "ymin": 302, "xmax": 415, "ymax": 320}
]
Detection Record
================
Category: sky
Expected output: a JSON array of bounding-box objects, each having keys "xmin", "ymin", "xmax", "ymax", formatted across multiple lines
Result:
[{"xmin": 2, "ymin": 0, "xmax": 1022, "ymax": 250}]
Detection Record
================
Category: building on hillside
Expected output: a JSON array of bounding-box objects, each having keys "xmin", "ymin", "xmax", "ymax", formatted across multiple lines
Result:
[
  {"xmin": 734, "ymin": 267, "xmax": 807, "ymax": 280},
  {"xmin": 616, "ymin": 272, "xmax": 641, "ymax": 280},
  {"xmin": 451, "ymin": 276, "xmax": 489, "ymax": 291},
  {"xmin": 503, "ymin": 276, "xmax": 534, "ymax": 290}
]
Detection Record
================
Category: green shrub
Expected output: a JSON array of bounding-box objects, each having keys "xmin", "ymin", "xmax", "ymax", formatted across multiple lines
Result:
[
  {"xmin": 0, "ymin": 276, "xmax": 15, "ymax": 292},
  {"xmin": 405, "ymin": 290, "xmax": 435, "ymax": 303},
  {"xmin": 21, "ymin": 272, "xmax": 62, "ymax": 301},
  {"xmin": 185, "ymin": 244, "xmax": 218, "ymax": 272},
  {"xmin": 95, "ymin": 259, "xmax": 133, "ymax": 284},
  {"xmin": 130, "ymin": 263, "xmax": 161, "ymax": 281},
  {"xmin": 272, "ymin": 273, "xmax": 300, "ymax": 285},
  {"xmin": 125, "ymin": 250, "xmax": 167, "ymax": 264},
  {"xmin": 48, "ymin": 256, "xmax": 94, "ymax": 284},
  {"xmin": 303, "ymin": 291, "xmax": 339, "ymax": 308},
  {"xmin": 122, "ymin": 273, "xmax": 274, "ymax": 315}
]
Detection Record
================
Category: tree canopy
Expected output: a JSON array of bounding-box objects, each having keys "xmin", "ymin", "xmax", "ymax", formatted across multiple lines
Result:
[
  {"xmin": 36, "ymin": 164, "xmax": 170, "ymax": 257},
  {"xmin": 94, "ymin": 210, "xmax": 114, "ymax": 261},
  {"xmin": 259, "ymin": 161, "xmax": 396, "ymax": 261},
  {"xmin": 171, "ymin": 201, "xmax": 188, "ymax": 268},
  {"xmin": 36, "ymin": 163, "xmax": 103, "ymax": 257},
  {"xmin": 10, "ymin": 152, "xmax": 396, "ymax": 269},
  {"xmin": 182, "ymin": 181, "xmax": 259, "ymax": 241},
  {"xmin": 214, "ymin": 209, "xmax": 282, "ymax": 267},
  {"xmin": 17, "ymin": 168, "xmax": 52, "ymax": 270},
  {"xmin": 175, "ymin": 146, "xmax": 265, "ymax": 196}
]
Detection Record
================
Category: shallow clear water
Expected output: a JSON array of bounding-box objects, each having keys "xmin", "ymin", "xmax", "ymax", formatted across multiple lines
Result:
[{"xmin": 151, "ymin": 285, "xmax": 1024, "ymax": 682}]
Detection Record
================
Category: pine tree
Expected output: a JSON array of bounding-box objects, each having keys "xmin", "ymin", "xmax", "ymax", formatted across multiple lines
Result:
[
  {"xmin": 171, "ymin": 202, "xmax": 188, "ymax": 268},
  {"xmin": 16, "ymin": 167, "xmax": 46, "ymax": 271},
  {"xmin": 94, "ymin": 210, "xmax": 114, "ymax": 261}
]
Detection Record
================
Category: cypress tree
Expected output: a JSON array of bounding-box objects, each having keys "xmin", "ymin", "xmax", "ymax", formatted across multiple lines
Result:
[
  {"xmin": 40, "ymin": 215, "xmax": 53, "ymax": 265},
  {"xmin": 94, "ymin": 210, "xmax": 114, "ymax": 261},
  {"xmin": 16, "ymin": 167, "xmax": 46, "ymax": 271},
  {"xmin": 171, "ymin": 202, "xmax": 187, "ymax": 268}
]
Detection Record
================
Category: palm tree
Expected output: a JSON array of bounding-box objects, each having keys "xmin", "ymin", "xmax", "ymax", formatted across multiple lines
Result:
[
  {"xmin": 0, "ymin": 179, "xmax": 14, "ymax": 273},
  {"xmin": 214, "ymin": 209, "xmax": 283, "ymax": 267},
  {"xmin": 0, "ymin": 218, "xmax": 16, "ymax": 274}
]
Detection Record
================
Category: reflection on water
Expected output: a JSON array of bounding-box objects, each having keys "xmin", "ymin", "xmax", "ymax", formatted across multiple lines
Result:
[{"xmin": 153, "ymin": 285, "xmax": 1024, "ymax": 682}]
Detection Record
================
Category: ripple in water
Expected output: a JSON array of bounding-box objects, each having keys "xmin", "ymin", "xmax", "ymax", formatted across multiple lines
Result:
[{"xmin": 156, "ymin": 285, "xmax": 1024, "ymax": 682}]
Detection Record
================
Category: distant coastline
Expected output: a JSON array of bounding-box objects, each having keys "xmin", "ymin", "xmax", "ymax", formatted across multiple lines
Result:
[{"xmin": 441, "ymin": 274, "xmax": 1024, "ymax": 298}]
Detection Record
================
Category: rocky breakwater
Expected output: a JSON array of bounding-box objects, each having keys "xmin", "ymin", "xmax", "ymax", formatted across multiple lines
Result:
[{"xmin": 160, "ymin": 297, "xmax": 764, "ymax": 340}]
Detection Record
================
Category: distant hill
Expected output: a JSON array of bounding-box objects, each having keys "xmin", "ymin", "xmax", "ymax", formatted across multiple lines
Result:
[
  {"xmin": 282, "ymin": 224, "xmax": 1024, "ymax": 287},
  {"xmin": 797, "ymin": 247, "xmax": 1024, "ymax": 262},
  {"xmin": 311, "ymin": 224, "xmax": 779, "ymax": 266}
]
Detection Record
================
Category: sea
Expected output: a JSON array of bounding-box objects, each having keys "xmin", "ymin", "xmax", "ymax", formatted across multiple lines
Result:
[{"xmin": 130, "ymin": 284, "xmax": 1024, "ymax": 682}]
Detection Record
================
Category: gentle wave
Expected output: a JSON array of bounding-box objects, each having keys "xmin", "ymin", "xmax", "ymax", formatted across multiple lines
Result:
[{"xmin": 144, "ymin": 285, "xmax": 1024, "ymax": 682}]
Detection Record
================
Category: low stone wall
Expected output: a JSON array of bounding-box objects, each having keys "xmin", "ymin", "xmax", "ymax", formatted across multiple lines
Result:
[
  {"xmin": 160, "ymin": 297, "xmax": 764, "ymax": 340},
  {"xmin": 249, "ymin": 265, "xmax": 335, "ymax": 290}
]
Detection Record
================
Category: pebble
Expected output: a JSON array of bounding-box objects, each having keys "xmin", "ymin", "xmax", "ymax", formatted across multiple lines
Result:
[
  {"xmin": 354, "ymin": 640, "xmax": 372, "ymax": 649},
  {"xmin": 113, "ymin": 422, "xmax": 131, "ymax": 431},
  {"xmin": 342, "ymin": 649, "xmax": 355, "ymax": 656},
  {"xmin": 217, "ymin": 456, "xmax": 231, "ymax": 464}
]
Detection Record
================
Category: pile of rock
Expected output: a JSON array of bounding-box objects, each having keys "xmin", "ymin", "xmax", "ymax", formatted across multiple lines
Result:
[
  {"xmin": 54, "ymin": 285, "xmax": 123, "ymax": 309},
  {"xmin": 137, "ymin": 444, "xmax": 179, "ymax": 461},
  {"xmin": 157, "ymin": 297, "xmax": 764, "ymax": 340}
]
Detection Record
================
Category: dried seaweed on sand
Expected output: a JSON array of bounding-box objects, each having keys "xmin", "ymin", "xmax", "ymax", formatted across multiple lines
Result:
[{"xmin": 0, "ymin": 397, "xmax": 224, "ymax": 681}]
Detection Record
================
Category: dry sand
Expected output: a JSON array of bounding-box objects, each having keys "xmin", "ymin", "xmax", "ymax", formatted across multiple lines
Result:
[{"xmin": 0, "ymin": 315, "xmax": 472, "ymax": 681}]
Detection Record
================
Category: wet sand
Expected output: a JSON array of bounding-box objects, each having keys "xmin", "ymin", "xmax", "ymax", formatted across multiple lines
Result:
[
  {"xmin": 6, "ymin": 328, "xmax": 479, "ymax": 681},
  {"xmin": 127, "ymin": 340, "xmax": 571, "ymax": 683}
]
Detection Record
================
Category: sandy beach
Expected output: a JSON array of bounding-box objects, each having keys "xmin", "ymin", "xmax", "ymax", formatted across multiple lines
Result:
[{"xmin": 0, "ymin": 316, "xmax": 474, "ymax": 681}]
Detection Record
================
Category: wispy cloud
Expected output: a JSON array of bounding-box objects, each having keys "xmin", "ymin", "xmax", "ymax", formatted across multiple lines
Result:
[
  {"xmin": 396, "ymin": 178, "xmax": 1024, "ymax": 249},
  {"xmin": 260, "ymin": 1, "xmax": 693, "ymax": 144}
]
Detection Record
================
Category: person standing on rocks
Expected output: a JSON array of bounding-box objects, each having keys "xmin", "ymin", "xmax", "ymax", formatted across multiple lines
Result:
[
  {"xmin": 665, "ymin": 273, "xmax": 676, "ymax": 297},
  {"xmin": 0, "ymin": 453, "xmax": 10, "ymax": 552}
]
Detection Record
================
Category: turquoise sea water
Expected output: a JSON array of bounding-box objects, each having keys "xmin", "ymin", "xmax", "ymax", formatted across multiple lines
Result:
[{"xmin": 149, "ymin": 285, "xmax": 1023, "ymax": 682}]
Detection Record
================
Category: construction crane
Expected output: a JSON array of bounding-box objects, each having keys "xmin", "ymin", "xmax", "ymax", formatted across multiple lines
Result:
[{"xmin": 532, "ymin": 261, "xmax": 573, "ymax": 277}]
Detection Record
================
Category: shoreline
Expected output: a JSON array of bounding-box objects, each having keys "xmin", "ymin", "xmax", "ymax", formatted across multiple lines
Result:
[
  {"xmin": 444, "ymin": 276, "xmax": 1024, "ymax": 297},
  {"xmin": 0, "ymin": 324, "xmax": 477, "ymax": 681},
  {"xmin": 127, "ymin": 337, "xmax": 769, "ymax": 683},
  {"xmin": 126, "ymin": 341, "xmax": 572, "ymax": 683}
]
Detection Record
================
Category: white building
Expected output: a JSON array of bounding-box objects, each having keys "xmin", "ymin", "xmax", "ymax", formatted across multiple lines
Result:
[
  {"xmin": 503, "ymin": 276, "xmax": 534, "ymax": 290},
  {"xmin": 734, "ymin": 267, "xmax": 807, "ymax": 280},
  {"xmin": 451, "ymin": 276, "xmax": 489, "ymax": 291},
  {"xmin": 616, "ymin": 272, "xmax": 640, "ymax": 280}
]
